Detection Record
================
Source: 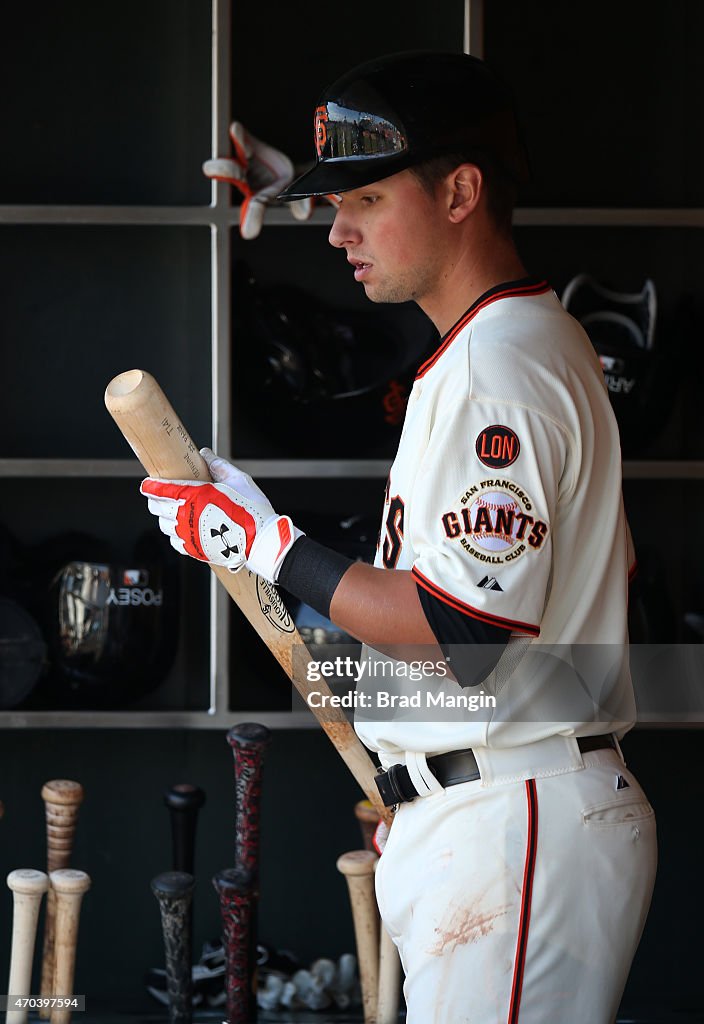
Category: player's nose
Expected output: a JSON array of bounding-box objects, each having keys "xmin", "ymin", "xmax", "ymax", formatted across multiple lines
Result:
[{"xmin": 328, "ymin": 208, "xmax": 362, "ymax": 249}]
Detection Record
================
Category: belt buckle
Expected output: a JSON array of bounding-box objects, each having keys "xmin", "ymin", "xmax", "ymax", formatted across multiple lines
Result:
[{"xmin": 374, "ymin": 764, "xmax": 414, "ymax": 809}]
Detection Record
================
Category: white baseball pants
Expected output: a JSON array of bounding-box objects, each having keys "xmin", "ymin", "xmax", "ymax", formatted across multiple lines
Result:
[{"xmin": 375, "ymin": 745, "xmax": 657, "ymax": 1024}]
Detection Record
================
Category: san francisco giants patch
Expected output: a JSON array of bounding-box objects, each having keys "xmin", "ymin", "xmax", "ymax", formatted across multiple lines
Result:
[
  {"xmin": 475, "ymin": 424, "xmax": 520, "ymax": 469},
  {"xmin": 440, "ymin": 479, "xmax": 549, "ymax": 566}
]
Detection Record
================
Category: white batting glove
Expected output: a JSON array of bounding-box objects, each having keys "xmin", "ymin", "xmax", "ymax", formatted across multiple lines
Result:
[
  {"xmin": 202, "ymin": 121, "xmax": 312, "ymax": 239},
  {"xmin": 140, "ymin": 449, "xmax": 303, "ymax": 583}
]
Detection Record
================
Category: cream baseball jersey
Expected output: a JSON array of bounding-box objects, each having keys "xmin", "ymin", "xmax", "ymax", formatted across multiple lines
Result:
[{"xmin": 355, "ymin": 278, "xmax": 637, "ymax": 759}]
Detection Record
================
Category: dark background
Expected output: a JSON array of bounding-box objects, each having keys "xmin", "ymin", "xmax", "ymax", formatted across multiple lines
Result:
[{"xmin": 1, "ymin": 0, "xmax": 702, "ymax": 1019}]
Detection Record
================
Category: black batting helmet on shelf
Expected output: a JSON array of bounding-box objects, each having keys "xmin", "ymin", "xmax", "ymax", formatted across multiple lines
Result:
[
  {"xmin": 277, "ymin": 50, "xmax": 530, "ymax": 200},
  {"xmin": 232, "ymin": 262, "xmax": 435, "ymax": 458},
  {"xmin": 562, "ymin": 273, "xmax": 666, "ymax": 456},
  {"xmin": 19, "ymin": 531, "xmax": 179, "ymax": 708}
]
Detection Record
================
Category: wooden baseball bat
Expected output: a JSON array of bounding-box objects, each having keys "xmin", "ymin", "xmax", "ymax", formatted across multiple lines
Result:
[
  {"xmin": 350, "ymin": 802, "xmax": 401, "ymax": 1022},
  {"xmin": 354, "ymin": 799, "xmax": 381, "ymax": 853},
  {"xmin": 151, "ymin": 871, "xmax": 195, "ymax": 1024},
  {"xmin": 104, "ymin": 369, "xmax": 391, "ymax": 826},
  {"xmin": 6, "ymin": 869, "xmax": 50, "ymax": 1024},
  {"xmin": 377, "ymin": 923, "xmax": 402, "ymax": 1024},
  {"xmin": 40, "ymin": 781, "xmax": 84, "ymax": 1017},
  {"xmin": 336, "ymin": 851, "xmax": 380, "ymax": 1024},
  {"xmin": 163, "ymin": 784, "xmax": 206, "ymax": 875},
  {"xmin": 49, "ymin": 869, "xmax": 90, "ymax": 1024},
  {"xmin": 212, "ymin": 866, "xmax": 257, "ymax": 1024},
  {"xmin": 227, "ymin": 723, "xmax": 270, "ymax": 878}
]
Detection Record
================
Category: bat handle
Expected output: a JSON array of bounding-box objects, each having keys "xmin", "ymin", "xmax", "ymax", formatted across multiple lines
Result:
[
  {"xmin": 40, "ymin": 781, "xmax": 85, "ymax": 1018},
  {"xmin": 377, "ymin": 923, "xmax": 402, "ymax": 1024},
  {"xmin": 354, "ymin": 800, "xmax": 381, "ymax": 852},
  {"xmin": 6, "ymin": 870, "xmax": 50, "ymax": 1024},
  {"xmin": 213, "ymin": 867, "xmax": 257, "ymax": 1024},
  {"xmin": 163, "ymin": 784, "xmax": 206, "ymax": 875},
  {"xmin": 151, "ymin": 872, "xmax": 195, "ymax": 1024},
  {"xmin": 48, "ymin": 869, "xmax": 90, "ymax": 1024},
  {"xmin": 337, "ymin": 851, "xmax": 380, "ymax": 1024},
  {"xmin": 226, "ymin": 724, "xmax": 271, "ymax": 877}
]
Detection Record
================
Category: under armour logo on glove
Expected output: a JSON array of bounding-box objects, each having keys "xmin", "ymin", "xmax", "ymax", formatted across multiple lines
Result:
[
  {"xmin": 140, "ymin": 478, "xmax": 258, "ymax": 568},
  {"xmin": 140, "ymin": 449, "xmax": 304, "ymax": 583},
  {"xmin": 210, "ymin": 523, "xmax": 239, "ymax": 559}
]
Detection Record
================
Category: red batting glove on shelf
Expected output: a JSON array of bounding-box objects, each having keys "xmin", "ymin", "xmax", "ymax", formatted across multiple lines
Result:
[{"xmin": 140, "ymin": 448, "xmax": 303, "ymax": 583}]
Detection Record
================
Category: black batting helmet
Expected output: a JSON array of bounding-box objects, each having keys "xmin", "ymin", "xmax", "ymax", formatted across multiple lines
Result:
[{"xmin": 278, "ymin": 51, "xmax": 530, "ymax": 200}]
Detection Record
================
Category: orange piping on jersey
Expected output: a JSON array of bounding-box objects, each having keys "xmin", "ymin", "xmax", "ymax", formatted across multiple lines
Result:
[
  {"xmin": 415, "ymin": 278, "xmax": 552, "ymax": 381},
  {"xmin": 628, "ymin": 560, "xmax": 638, "ymax": 583},
  {"xmin": 412, "ymin": 566, "xmax": 540, "ymax": 637},
  {"xmin": 508, "ymin": 779, "xmax": 538, "ymax": 1024}
]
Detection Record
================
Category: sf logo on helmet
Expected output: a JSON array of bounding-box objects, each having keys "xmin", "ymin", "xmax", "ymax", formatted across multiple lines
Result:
[
  {"xmin": 211, "ymin": 523, "xmax": 239, "ymax": 559},
  {"xmin": 314, "ymin": 106, "xmax": 328, "ymax": 156}
]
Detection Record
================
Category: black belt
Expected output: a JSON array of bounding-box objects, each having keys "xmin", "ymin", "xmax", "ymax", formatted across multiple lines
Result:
[{"xmin": 374, "ymin": 734, "xmax": 617, "ymax": 808}]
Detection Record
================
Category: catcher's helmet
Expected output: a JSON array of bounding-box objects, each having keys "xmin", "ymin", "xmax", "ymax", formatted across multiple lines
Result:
[{"xmin": 278, "ymin": 51, "xmax": 530, "ymax": 200}]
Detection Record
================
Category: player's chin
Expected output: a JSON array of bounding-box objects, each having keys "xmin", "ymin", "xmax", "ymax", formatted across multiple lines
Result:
[{"xmin": 363, "ymin": 281, "xmax": 409, "ymax": 304}]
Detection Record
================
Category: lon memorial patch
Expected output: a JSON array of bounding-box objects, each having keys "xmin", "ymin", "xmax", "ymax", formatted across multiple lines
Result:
[
  {"xmin": 475, "ymin": 424, "xmax": 520, "ymax": 469},
  {"xmin": 440, "ymin": 479, "xmax": 549, "ymax": 566}
]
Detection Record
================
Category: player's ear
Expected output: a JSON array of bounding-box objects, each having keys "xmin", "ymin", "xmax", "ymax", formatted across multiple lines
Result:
[{"xmin": 447, "ymin": 163, "xmax": 483, "ymax": 223}]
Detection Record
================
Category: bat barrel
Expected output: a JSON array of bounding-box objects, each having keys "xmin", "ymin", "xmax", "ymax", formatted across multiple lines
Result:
[{"xmin": 151, "ymin": 871, "xmax": 195, "ymax": 1024}]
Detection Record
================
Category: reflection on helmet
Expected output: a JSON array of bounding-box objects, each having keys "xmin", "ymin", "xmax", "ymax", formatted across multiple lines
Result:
[
  {"xmin": 279, "ymin": 51, "xmax": 530, "ymax": 200},
  {"xmin": 47, "ymin": 557, "xmax": 177, "ymax": 707}
]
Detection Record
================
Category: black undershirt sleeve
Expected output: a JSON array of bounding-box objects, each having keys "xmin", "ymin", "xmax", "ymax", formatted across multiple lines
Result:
[{"xmin": 417, "ymin": 584, "xmax": 511, "ymax": 687}]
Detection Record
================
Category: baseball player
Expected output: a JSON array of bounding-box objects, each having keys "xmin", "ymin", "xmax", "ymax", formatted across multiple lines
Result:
[{"xmin": 141, "ymin": 52, "xmax": 657, "ymax": 1023}]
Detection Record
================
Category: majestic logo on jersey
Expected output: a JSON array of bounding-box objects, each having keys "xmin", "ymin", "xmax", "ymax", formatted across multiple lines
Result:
[
  {"xmin": 441, "ymin": 479, "xmax": 549, "ymax": 565},
  {"xmin": 475, "ymin": 425, "xmax": 520, "ymax": 469},
  {"xmin": 477, "ymin": 575, "xmax": 503, "ymax": 591}
]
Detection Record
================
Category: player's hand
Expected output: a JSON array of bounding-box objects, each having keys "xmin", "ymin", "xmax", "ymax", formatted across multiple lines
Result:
[
  {"xmin": 140, "ymin": 449, "xmax": 303, "ymax": 583},
  {"xmin": 202, "ymin": 121, "xmax": 313, "ymax": 239}
]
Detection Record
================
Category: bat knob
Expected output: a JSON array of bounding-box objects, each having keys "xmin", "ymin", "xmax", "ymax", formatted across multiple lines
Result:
[
  {"xmin": 49, "ymin": 869, "xmax": 91, "ymax": 895},
  {"xmin": 163, "ymin": 784, "xmax": 206, "ymax": 813},
  {"xmin": 7, "ymin": 869, "xmax": 50, "ymax": 895},
  {"xmin": 212, "ymin": 865, "xmax": 255, "ymax": 898},
  {"xmin": 41, "ymin": 780, "xmax": 85, "ymax": 807},
  {"xmin": 336, "ymin": 850, "xmax": 379, "ymax": 877},
  {"xmin": 151, "ymin": 871, "xmax": 195, "ymax": 899},
  {"xmin": 226, "ymin": 723, "xmax": 272, "ymax": 751}
]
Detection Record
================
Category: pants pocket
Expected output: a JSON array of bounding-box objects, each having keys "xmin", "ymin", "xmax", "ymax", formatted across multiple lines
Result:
[{"xmin": 582, "ymin": 797, "xmax": 655, "ymax": 828}]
